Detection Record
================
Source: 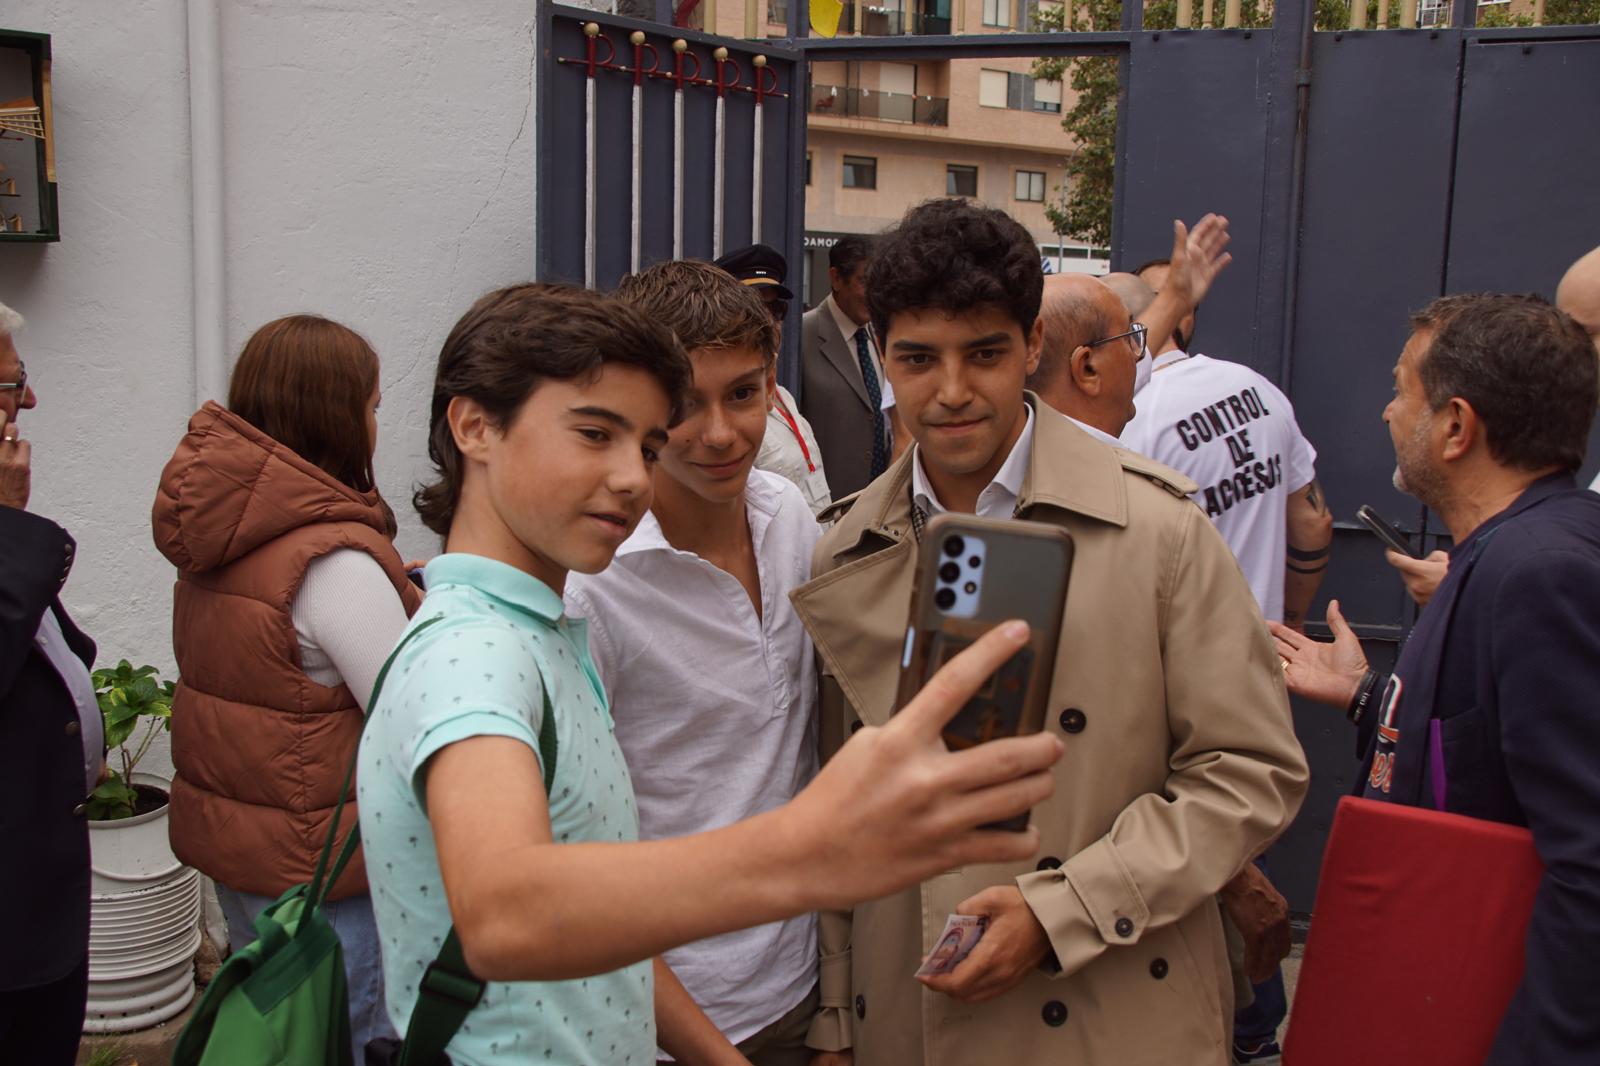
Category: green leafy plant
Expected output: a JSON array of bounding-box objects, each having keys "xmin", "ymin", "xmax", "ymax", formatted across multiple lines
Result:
[{"xmin": 85, "ymin": 660, "xmax": 176, "ymax": 821}]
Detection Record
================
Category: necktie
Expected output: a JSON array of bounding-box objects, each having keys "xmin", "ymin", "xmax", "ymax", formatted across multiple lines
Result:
[{"xmin": 855, "ymin": 326, "xmax": 888, "ymax": 479}]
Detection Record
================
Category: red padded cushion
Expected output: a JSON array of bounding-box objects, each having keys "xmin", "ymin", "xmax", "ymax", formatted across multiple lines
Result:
[{"xmin": 1284, "ymin": 796, "xmax": 1542, "ymax": 1065}]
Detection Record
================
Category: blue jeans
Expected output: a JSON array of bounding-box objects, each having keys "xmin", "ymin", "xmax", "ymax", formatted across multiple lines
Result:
[
  {"xmin": 216, "ymin": 883, "xmax": 395, "ymax": 1059},
  {"xmin": 1232, "ymin": 857, "xmax": 1288, "ymax": 1045}
]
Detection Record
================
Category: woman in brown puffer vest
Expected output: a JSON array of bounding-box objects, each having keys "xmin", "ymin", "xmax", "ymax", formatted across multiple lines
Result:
[{"xmin": 151, "ymin": 315, "xmax": 422, "ymax": 1057}]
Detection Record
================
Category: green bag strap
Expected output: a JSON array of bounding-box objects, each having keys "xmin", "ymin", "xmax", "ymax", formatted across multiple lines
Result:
[
  {"xmin": 398, "ymin": 684, "xmax": 559, "ymax": 1066},
  {"xmin": 308, "ymin": 615, "xmax": 445, "ymax": 909}
]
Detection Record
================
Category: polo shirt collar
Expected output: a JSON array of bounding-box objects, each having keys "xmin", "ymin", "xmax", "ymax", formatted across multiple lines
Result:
[{"xmin": 423, "ymin": 552, "xmax": 565, "ymax": 625}]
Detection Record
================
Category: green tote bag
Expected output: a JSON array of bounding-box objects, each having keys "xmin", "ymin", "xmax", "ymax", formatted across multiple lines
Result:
[{"xmin": 173, "ymin": 615, "xmax": 560, "ymax": 1066}]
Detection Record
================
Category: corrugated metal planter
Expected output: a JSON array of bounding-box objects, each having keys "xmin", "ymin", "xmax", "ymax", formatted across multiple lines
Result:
[{"xmin": 85, "ymin": 772, "xmax": 201, "ymax": 1033}]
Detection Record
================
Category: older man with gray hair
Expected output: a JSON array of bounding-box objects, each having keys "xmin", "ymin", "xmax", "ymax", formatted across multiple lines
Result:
[
  {"xmin": 1, "ymin": 300, "xmax": 103, "ymax": 1065},
  {"xmin": 1026, "ymin": 217, "xmax": 1233, "ymax": 442}
]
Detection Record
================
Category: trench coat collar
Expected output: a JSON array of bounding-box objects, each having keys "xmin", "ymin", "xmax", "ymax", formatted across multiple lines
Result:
[{"xmin": 820, "ymin": 394, "xmax": 1136, "ymax": 561}]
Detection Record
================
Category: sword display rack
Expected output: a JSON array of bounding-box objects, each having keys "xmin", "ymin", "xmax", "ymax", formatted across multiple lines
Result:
[{"xmin": 555, "ymin": 18, "xmax": 791, "ymax": 287}]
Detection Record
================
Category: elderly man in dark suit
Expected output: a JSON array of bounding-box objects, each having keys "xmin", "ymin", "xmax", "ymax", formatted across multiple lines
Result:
[
  {"xmin": 800, "ymin": 234, "xmax": 893, "ymax": 500},
  {"xmin": 0, "ymin": 301, "xmax": 102, "ymax": 1065}
]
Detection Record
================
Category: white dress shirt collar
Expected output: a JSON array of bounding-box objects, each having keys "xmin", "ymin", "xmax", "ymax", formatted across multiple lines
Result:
[
  {"xmin": 912, "ymin": 404, "xmax": 1035, "ymax": 520},
  {"xmin": 826, "ymin": 293, "xmax": 871, "ymax": 348},
  {"xmin": 1066, "ymin": 414, "xmax": 1123, "ymax": 446},
  {"xmin": 619, "ymin": 465, "xmax": 786, "ymax": 560}
]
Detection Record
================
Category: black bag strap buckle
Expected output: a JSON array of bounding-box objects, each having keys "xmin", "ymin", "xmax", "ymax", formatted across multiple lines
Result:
[{"xmin": 418, "ymin": 960, "xmax": 485, "ymax": 1011}]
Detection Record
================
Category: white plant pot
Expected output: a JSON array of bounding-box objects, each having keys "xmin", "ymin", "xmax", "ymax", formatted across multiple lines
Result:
[{"xmin": 85, "ymin": 772, "xmax": 201, "ymax": 1034}]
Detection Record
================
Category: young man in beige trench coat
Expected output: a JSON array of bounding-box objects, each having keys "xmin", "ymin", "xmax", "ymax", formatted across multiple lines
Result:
[{"xmin": 791, "ymin": 199, "xmax": 1310, "ymax": 1066}]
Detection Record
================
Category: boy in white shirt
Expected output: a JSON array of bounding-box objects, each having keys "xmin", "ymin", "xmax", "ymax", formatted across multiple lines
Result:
[{"xmin": 565, "ymin": 260, "xmax": 823, "ymax": 1064}]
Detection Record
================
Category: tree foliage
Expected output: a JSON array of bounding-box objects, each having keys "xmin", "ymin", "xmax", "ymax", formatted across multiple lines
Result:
[{"xmin": 1031, "ymin": 0, "xmax": 1121, "ymax": 247}]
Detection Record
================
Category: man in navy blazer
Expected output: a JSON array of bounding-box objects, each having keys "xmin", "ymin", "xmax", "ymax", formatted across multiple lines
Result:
[
  {"xmin": 1276, "ymin": 293, "xmax": 1600, "ymax": 1065},
  {"xmin": 0, "ymin": 307, "xmax": 102, "ymax": 1064}
]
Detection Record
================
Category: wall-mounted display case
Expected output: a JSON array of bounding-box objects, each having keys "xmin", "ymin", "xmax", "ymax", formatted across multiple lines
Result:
[{"xmin": 0, "ymin": 29, "xmax": 58, "ymax": 242}]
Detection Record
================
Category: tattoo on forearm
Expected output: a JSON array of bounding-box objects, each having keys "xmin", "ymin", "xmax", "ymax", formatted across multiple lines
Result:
[{"xmin": 1304, "ymin": 480, "xmax": 1325, "ymax": 513}]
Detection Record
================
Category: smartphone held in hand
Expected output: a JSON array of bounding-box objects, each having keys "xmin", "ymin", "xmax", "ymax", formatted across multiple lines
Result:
[
  {"xmin": 1356, "ymin": 504, "xmax": 1421, "ymax": 559},
  {"xmin": 894, "ymin": 514, "xmax": 1073, "ymax": 830}
]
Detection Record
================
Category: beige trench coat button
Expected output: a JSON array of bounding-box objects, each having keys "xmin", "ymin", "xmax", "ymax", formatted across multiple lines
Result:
[
  {"xmin": 854, "ymin": 994, "xmax": 867, "ymax": 1019},
  {"xmin": 1115, "ymin": 917, "xmax": 1135, "ymax": 938},
  {"xmin": 1036, "ymin": 856, "xmax": 1062, "ymax": 871},
  {"xmin": 1149, "ymin": 957, "xmax": 1169, "ymax": 979},
  {"xmin": 1042, "ymin": 1000, "xmax": 1068, "ymax": 1027},
  {"xmin": 1058, "ymin": 708, "xmax": 1087, "ymax": 733}
]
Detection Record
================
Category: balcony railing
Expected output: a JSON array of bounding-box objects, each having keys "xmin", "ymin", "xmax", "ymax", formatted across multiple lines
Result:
[
  {"xmin": 808, "ymin": 84, "xmax": 950, "ymax": 126},
  {"xmin": 835, "ymin": 1, "xmax": 954, "ymax": 35}
]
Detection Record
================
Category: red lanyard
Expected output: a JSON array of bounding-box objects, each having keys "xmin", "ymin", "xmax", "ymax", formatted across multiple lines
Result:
[{"xmin": 774, "ymin": 398, "xmax": 815, "ymax": 473}]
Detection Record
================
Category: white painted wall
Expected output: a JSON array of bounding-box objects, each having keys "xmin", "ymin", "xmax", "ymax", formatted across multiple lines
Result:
[{"xmin": 0, "ymin": 1, "xmax": 549, "ymax": 776}]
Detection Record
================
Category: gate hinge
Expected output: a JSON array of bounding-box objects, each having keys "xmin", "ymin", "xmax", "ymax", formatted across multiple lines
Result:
[{"xmin": 1295, "ymin": 68, "xmax": 1312, "ymax": 87}]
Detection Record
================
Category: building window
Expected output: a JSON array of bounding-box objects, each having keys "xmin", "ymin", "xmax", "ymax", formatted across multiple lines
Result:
[
  {"xmin": 983, "ymin": 0, "xmax": 1014, "ymax": 26},
  {"xmin": 768, "ymin": 0, "xmax": 788, "ymax": 22},
  {"xmin": 979, "ymin": 69, "xmax": 1060, "ymax": 112},
  {"xmin": 1032, "ymin": 78, "xmax": 1062, "ymax": 114},
  {"xmin": 1015, "ymin": 170, "xmax": 1045, "ymax": 202},
  {"xmin": 947, "ymin": 164, "xmax": 978, "ymax": 197},
  {"xmin": 843, "ymin": 155, "xmax": 878, "ymax": 189},
  {"xmin": 979, "ymin": 69, "xmax": 1009, "ymax": 108}
]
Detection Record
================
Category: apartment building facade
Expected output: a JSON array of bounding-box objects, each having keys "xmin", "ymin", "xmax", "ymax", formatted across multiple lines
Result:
[{"xmin": 697, "ymin": 0, "xmax": 1110, "ymax": 305}]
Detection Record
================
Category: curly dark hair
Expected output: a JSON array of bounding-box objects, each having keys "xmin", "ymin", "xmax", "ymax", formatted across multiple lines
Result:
[
  {"xmin": 414, "ymin": 283, "xmax": 691, "ymax": 536},
  {"xmin": 1410, "ymin": 292, "xmax": 1597, "ymax": 474},
  {"xmin": 865, "ymin": 199, "xmax": 1044, "ymax": 344}
]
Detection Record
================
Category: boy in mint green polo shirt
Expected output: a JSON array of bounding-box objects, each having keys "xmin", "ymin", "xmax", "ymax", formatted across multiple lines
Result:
[
  {"xmin": 357, "ymin": 282, "xmax": 1063, "ymax": 1066},
  {"xmin": 361, "ymin": 553, "xmax": 649, "ymax": 1064}
]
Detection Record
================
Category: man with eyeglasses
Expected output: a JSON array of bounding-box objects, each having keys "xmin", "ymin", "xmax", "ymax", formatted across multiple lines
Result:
[
  {"xmin": 1, "ymin": 300, "xmax": 105, "ymax": 1065},
  {"xmin": 0, "ymin": 316, "xmax": 34, "ymax": 510}
]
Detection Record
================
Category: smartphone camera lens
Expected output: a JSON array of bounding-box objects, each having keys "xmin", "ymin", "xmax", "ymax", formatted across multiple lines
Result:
[
  {"xmin": 935, "ymin": 587, "xmax": 957, "ymax": 611},
  {"xmin": 939, "ymin": 562, "xmax": 961, "ymax": 583},
  {"xmin": 963, "ymin": 581, "xmax": 978, "ymax": 595},
  {"xmin": 943, "ymin": 536, "xmax": 965, "ymax": 558},
  {"xmin": 968, "ymin": 555, "xmax": 981, "ymax": 569}
]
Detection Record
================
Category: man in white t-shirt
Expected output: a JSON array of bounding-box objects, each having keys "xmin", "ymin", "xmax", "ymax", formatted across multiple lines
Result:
[
  {"xmin": 1122, "ymin": 259, "xmax": 1333, "ymax": 630},
  {"xmin": 1120, "ymin": 257, "xmax": 1332, "ymax": 1066},
  {"xmin": 565, "ymin": 260, "xmax": 822, "ymax": 1064}
]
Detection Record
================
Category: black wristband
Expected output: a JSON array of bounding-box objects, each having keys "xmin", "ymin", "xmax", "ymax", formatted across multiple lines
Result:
[{"xmin": 1346, "ymin": 669, "xmax": 1379, "ymax": 723}]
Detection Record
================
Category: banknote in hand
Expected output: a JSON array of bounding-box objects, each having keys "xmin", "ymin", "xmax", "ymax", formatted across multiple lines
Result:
[{"xmin": 915, "ymin": 914, "xmax": 989, "ymax": 977}]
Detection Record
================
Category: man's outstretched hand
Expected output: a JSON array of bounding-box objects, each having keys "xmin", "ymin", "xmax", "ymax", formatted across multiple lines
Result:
[
  {"xmin": 1269, "ymin": 599, "xmax": 1370, "ymax": 709},
  {"xmin": 1164, "ymin": 214, "xmax": 1233, "ymax": 313}
]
